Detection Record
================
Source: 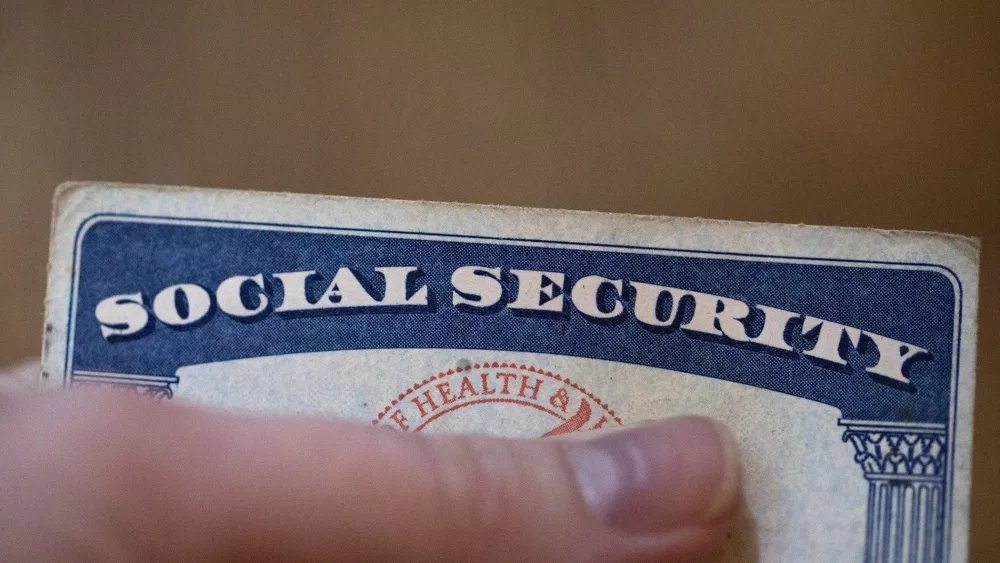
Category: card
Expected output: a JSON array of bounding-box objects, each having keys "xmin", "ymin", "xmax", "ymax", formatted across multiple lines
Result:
[{"xmin": 41, "ymin": 182, "xmax": 980, "ymax": 563}]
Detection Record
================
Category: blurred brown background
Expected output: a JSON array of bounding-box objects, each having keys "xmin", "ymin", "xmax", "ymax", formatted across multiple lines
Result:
[{"xmin": 1, "ymin": 2, "xmax": 997, "ymax": 557}]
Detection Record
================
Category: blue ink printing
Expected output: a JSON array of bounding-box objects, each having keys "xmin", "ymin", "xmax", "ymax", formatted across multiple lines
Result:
[{"xmin": 64, "ymin": 214, "xmax": 964, "ymax": 563}]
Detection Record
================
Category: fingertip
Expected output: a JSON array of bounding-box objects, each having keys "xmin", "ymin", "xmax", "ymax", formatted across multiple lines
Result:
[{"xmin": 566, "ymin": 416, "xmax": 742, "ymax": 533}]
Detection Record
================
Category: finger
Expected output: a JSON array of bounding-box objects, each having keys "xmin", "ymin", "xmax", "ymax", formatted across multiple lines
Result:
[
  {"xmin": 550, "ymin": 419, "xmax": 658, "ymax": 441},
  {"xmin": 0, "ymin": 360, "xmax": 38, "ymax": 395},
  {"xmin": 6, "ymin": 391, "xmax": 741, "ymax": 563}
]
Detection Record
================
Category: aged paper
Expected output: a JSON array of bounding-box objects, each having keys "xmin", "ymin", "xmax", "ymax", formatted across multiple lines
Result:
[{"xmin": 42, "ymin": 182, "xmax": 979, "ymax": 563}]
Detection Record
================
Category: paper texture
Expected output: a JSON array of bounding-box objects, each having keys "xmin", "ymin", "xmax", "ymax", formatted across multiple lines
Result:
[{"xmin": 41, "ymin": 182, "xmax": 979, "ymax": 563}]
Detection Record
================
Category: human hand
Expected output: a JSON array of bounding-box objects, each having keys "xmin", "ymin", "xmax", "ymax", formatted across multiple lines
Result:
[{"xmin": 0, "ymin": 362, "xmax": 740, "ymax": 562}]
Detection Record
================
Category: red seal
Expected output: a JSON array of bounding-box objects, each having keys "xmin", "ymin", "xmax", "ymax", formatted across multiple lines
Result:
[{"xmin": 372, "ymin": 361, "xmax": 623, "ymax": 436}]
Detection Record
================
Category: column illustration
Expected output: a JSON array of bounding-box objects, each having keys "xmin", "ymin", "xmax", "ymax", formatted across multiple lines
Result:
[{"xmin": 840, "ymin": 420, "xmax": 948, "ymax": 563}]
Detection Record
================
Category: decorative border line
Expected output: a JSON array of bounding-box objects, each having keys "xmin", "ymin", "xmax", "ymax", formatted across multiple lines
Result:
[
  {"xmin": 840, "ymin": 419, "xmax": 948, "ymax": 434},
  {"xmin": 71, "ymin": 370, "xmax": 179, "ymax": 399},
  {"xmin": 62, "ymin": 212, "xmax": 965, "ymax": 561}
]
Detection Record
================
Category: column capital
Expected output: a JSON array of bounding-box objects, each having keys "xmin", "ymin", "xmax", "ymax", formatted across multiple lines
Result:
[
  {"xmin": 839, "ymin": 419, "xmax": 946, "ymax": 480},
  {"xmin": 72, "ymin": 370, "xmax": 179, "ymax": 400}
]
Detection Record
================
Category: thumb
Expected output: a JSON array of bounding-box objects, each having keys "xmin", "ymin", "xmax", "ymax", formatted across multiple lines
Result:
[{"xmin": 3, "ymin": 391, "xmax": 741, "ymax": 562}]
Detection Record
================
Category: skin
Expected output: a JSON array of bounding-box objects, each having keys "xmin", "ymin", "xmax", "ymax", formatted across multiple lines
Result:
[{"xmin": 0, "ymin": 363, "xmax": 740, "ymax": 562}]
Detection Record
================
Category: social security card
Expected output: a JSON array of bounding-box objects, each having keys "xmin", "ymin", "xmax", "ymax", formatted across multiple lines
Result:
[{"xmin": 41, "ymin": 182, "xmax": 980, "ymax": 563}]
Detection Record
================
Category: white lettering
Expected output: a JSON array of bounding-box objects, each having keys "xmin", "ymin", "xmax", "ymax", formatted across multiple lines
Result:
[
  {"xmin": 571, "ymin": 276, "xmax": 624, "ymax": 320},
  {"xmin": 748, "ymin": 305, "xmax": 799, "ymax": 352},
  {"xmin": 451, "ymin": 266, "xmax": 503, "ymax": 309},
  {"xmin": 95, "ymin": 292, "xmax": 151, "ymax": 340},
  {"xmin": 93, "ymin": 263, "xmax": 935, "ymax": 393},
  {"xmin": 680, "ymin": 291, "xmax": 751, "ymax": 342},
  {"xmin": 376, "ymin": 266, "xmax": 428, "ymax": 306},
  {"xmin": 633, "ymin": 284, "xmax": 752, "ymax": 341},
  {"xmin": 508, "ymin": 269, "xmax": 565, "ymax": 313},
  {"xmin": 802, "ymin": 316, "xmax": 861, "ymax": 365},
  {"xmin": 272, "ymin": 270, "xmax": 317, "ymax": 312},
  {"xmin": 274, "ymin": 268, "xmax": 379, "ymax": 312},
  {"xmin": 217, "ymin": 274, "xmax": 269, "ymax": 319},
  {"xmin": 863, "ymin": 332, "xmax": 930, "ymax": 386},
  {"xmin": 631, "ymin": 282, "xmax": 686, "ymax": 328},
  {"xmin": 152, "ymin": 284, "xmax": 213, "ymax": 327}
]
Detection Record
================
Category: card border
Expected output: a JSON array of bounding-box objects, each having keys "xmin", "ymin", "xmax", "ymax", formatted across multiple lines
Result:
[{"xmin": 64, "ymin": 212, "xmax": 966, "ymax": 559}]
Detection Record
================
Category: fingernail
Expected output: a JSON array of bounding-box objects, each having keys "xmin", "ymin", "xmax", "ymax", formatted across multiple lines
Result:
[{"xmin": 566, "ymin": 417, "xmax": 740, "ymax": 532}]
